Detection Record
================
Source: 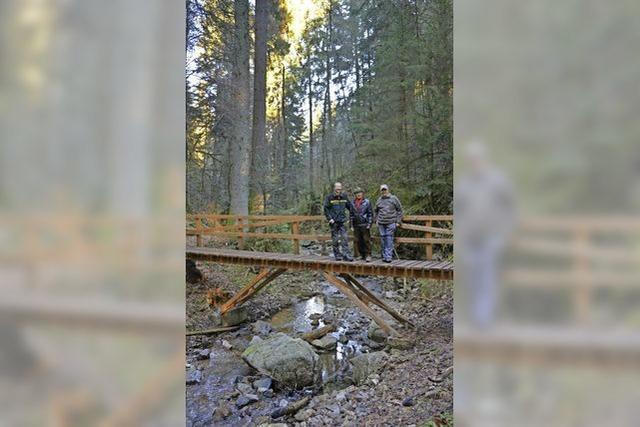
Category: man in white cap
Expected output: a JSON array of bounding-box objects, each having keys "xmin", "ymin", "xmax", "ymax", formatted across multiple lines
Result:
[{"xmin": 374, "ymin": 184, "xmax": 403, "ymax": 262}]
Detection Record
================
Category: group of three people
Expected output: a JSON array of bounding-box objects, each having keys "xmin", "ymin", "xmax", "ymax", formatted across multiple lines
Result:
[{"xmin": 323, "ymin": 182, "xmax": 403, "ymax": 263}]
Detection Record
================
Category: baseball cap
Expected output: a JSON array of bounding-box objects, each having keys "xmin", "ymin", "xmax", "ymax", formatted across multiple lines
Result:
[{"xmin": 379, "ymin": 184, "xmax": 389, "ymax": 191}]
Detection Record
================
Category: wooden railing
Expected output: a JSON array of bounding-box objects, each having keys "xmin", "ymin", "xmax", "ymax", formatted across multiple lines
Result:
[
  {"xmin": 186, "ymin": 214, "xmax": 453, "ymax": 260},
  {"xmin": 505, "ymin": 216, "xmax": 640, "ymax": 324}
]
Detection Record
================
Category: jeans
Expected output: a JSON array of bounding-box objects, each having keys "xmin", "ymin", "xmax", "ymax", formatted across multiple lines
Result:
[
  {"xmin": 378, "ymin": 222, "xmax": 396, "ymax": 261},
  {"xmin": 461, "ymin": 238, "xmax": 502, "ymax": 328},
  {"xmin": 330, "ymin": 222, "xmax": 352, "ymax": 259}
]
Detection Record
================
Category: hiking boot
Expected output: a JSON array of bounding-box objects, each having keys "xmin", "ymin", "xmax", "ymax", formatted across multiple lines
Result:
[
  {"xmin": 365, "ymin": 256, "xmax": 371, "ymax": 262},
  {"xmin": 383, "ymin": 259, "xmax": 392, "ymax": 263},
  {"xmin": 344, "ymin": 256, "xmax": 354, "ymax": 262}
]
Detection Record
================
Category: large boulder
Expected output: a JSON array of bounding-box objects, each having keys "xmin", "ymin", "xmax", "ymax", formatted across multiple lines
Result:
[
  {"xmin": 242, "ymin": 333, "xmax": 320, "ymax": 388},
  {"xmin": 222, "ymin": 307, "xmax": 249, "ymax": 326},
  {"xmin": 351, "ymin": 351, "xmax": 387, "ymax": 385}
]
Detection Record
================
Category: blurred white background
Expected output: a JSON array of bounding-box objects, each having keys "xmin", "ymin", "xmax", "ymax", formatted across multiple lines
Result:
[
  {"xmin": 455, "ymin": 0, "xmax": 640, "ymax": 425},
  {"xmin": 0, "ymin": 0, "xmax": 184, "ymax": 425}
]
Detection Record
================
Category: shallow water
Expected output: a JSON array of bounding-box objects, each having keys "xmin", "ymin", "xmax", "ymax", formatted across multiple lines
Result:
[
  {"xmin": 269, "ymin": 289, "xmax": 365, "ymax": 392},
  {"xmin": 187, "ymin": 277, "xmax": 384, "ymax": 425}
]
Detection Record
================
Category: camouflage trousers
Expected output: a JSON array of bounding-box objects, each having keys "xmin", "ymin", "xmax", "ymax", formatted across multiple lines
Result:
[{"xmin": 330, "ymin": 222, "xmax": 352, "ymax": 260}]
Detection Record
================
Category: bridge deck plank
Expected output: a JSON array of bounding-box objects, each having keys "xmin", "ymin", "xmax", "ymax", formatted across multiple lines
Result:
[{"xmin": 186, "ymin": 247, "xmax": 453, "ymax": 280}]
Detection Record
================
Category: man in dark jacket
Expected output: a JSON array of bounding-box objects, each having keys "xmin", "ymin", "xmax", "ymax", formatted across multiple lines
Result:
[
  {"xmin": 350, "ymin": 187, "xmax": 373, "ymax": 262},
  {"xmin": 374, "ymin": 184, "xmax": 403, "ymax": 262},
  {"xmin": 323, "ymin": 182, "xmax": 354, "ymax": 261}
]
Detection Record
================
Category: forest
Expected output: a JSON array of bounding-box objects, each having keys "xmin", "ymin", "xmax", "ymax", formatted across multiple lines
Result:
[{"xmin": 186, "ymin": 0, "xmax": 452, "ymax": 216}]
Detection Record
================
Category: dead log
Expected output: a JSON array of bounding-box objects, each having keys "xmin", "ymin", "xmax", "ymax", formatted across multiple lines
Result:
[
  {"xmin": 270, "ymin": 396, "xmax": 311, "ymax": 419},
  {"xmin": 185, "ymin": 326, "xmax": 240, "ymax": 336},
  {"xmin": 301, "ymin": 324, "xmax": 336, "ymax": 342}
]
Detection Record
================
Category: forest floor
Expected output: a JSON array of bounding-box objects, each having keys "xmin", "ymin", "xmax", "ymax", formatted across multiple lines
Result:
[{"xmin": 186, "ymin": 261, "xmax": 453, "ymax": 427}]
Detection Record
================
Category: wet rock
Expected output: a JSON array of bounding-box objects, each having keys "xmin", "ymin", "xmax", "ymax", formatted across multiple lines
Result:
[
  {"xmin": 236, "ymin": 394, "xmax": 259, "ymax": 408},
  {"xmin": 186, "ymin": 369, "xmax": 202, "ymax": 385},
  {"xmin": 262, "ymin": 389, "xmax": 274, "ymax": 398},
  {"xmin": 197, "ymin": 348, "xmax": 211, "ymax": 359},
  {"xmin": 253, "ymin": 320, "xmax": 273, "ymax": 336},
  {"xmin": 338, "ymin": 335, "xmax": 349, "ymax": 344},
  {"xmin": 258, "ymin": 424, "xmax": 289, "ymax": 427},
  {"xmin": 186, "ymin": 259, "xmax": 203, "ymax": 283},
  {"xmin": 384, "ymin": 291, "xmax": 397, "ymax": 299},
  {"xmin": 351, "ymin": 352, "xmax": 387, "ymax": 385},
  {"xmin": 310, "ymin": 318, "xmax": 320, "ymax": 327},
  {"xmin": 367, "ymin": 323, "xmax": 389, "ymax": 342},
  {"xmin": 308, "ymin": 313, "xmax": 323, "ymax": 321},
  {"xmin": 213, "ymin": 400, "xmax": 232, "ymax": 421},
  {"xmin": 311, "ymin": 335, "xmax": 337, "ymax": 351},
  {"xmin": 221, "ymin": 340, "xmax": 233, "ymax": 350},
  {"xmin": 253, "ymin": 377, "xmax": 273, "ymax": 390},
  {"xmin": 402, "ymin": 397, "xmax": 415, "ymax": 406},
  {"xmin": 242, "ymin": 333, "xmax": 320, "ymax": 388},
  {"xmin": 222, "ymin": 307, "xmax": 249, "ymax": 327}
]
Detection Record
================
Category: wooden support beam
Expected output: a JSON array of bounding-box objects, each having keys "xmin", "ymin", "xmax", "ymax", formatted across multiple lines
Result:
[
  {"xmin": 219, "ymin": 268, "xmax": 286, "ymax": 315},
  {"xmin": 341, "ymin": 273, "xmax": 415, "ymax": 328},
  {"xmin": 323, "ymin": 271, "xmax": 398, "ymax": 336}
]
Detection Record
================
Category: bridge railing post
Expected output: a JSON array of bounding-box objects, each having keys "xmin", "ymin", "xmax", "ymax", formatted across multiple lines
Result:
[
  {"xmin": 195, "ymin": 216, "xmax": 203, "ymax": 247},
  {"xmin": 574, "ymin": 226, "xmax": 590, "ymax": 324},
  {"xmin": 238, "ymin": 216, "xmax": 246, "ymax": 250},
  {"xmin": 425, "ymin": 220, "xmax": 433, "ymax": 260},
  {"xmin": 292, "ymin": 221, "xmax": 300, "ymax": 254}
]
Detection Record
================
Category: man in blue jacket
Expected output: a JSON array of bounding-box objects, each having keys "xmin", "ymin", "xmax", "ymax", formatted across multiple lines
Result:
[
  {"xmin": 323, "ymin": 182, "xmax": 354, "ymax": 261},
  {"xmin": 350, "ymin": 187, "xmax": 373, "ymax": 262}
]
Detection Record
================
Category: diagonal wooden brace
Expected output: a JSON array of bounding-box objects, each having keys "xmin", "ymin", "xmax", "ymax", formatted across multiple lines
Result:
[
  {"xmin": 219, "ymin": 268, "xmax": 287, "ymax": 315},
  {"xmin": 340, "ymin": 273, "xmax": 415, "ymax": 328},
  {"xmin": 323, "ymin": 271, "xmax": 398, "ymax": 336}
]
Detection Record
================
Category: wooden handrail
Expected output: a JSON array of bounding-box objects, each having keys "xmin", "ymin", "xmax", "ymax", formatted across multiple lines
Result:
[{"xmin": 186, "ymin": 213, "xmax": 453, "ymax": 257}]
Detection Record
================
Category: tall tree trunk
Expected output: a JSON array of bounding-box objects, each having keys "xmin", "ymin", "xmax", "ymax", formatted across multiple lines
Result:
[
  {"xmin": 228, "ymin": 0, "xmax": 251, "ymax": 216},
  {"xmin": 281, "ymin": 65, "xmax": 288, "ymax": 197},
  {"xmin": 250, "ymin": 0, "xmax": 268, "ymax": 196},
  {"xmin": 308, "ymin": 67, "xmax": 315, "ymax": 197},
  {"xmin": 325, "ymin": 0, "xmax": 333, "ymax": 181}
]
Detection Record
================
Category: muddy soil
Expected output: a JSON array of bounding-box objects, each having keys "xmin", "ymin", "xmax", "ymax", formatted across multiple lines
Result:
[{"xmin": 186, "ymin": 262, "xmax": 452, "ymax": 426}]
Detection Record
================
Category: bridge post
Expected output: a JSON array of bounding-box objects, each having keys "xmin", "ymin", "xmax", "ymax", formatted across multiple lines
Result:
[
  {"xmin": 425, "ymin": 220, "xmax": 433, "ymax": 260},
  {"xmin": 292, "ymin": 221, "xmax": 300, "ymax": 254},
  {"xmin": 574, "ymin": 226, "xmax": 590, "ymax": 324},
  {"xmin": 196, "ymin": 217, "xmax": 203, "ymax": 247},
  {"xmin": 237, "ymin": 217, "xmax": 246, "ymax": 250}
]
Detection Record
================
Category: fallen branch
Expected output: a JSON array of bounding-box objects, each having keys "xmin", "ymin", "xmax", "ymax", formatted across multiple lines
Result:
[
  {"xmin": 301, "ymin": 324, "xmax": 336, "ymax": 342},
  {"xmin": 186, "ymin": 326, "xmax": 240, "ymax": 336},
  {"xmin": 270, "ymin": 396, "xmax": 311, "ymax": 419}
]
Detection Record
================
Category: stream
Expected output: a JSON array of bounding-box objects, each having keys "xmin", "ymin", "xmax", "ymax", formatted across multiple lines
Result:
[{"xmin": 186, "ymin": 278, "xmax": 388, "ymax": 426}]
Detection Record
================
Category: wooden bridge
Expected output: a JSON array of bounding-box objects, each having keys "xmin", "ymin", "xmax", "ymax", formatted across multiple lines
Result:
[
  {"xmin": 186, "ymin": 247, "xmax": 453, "ymax": 280},
  {"xmin": 186, "ymin": 214, "xmax": 453, "ymax": 336}
]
